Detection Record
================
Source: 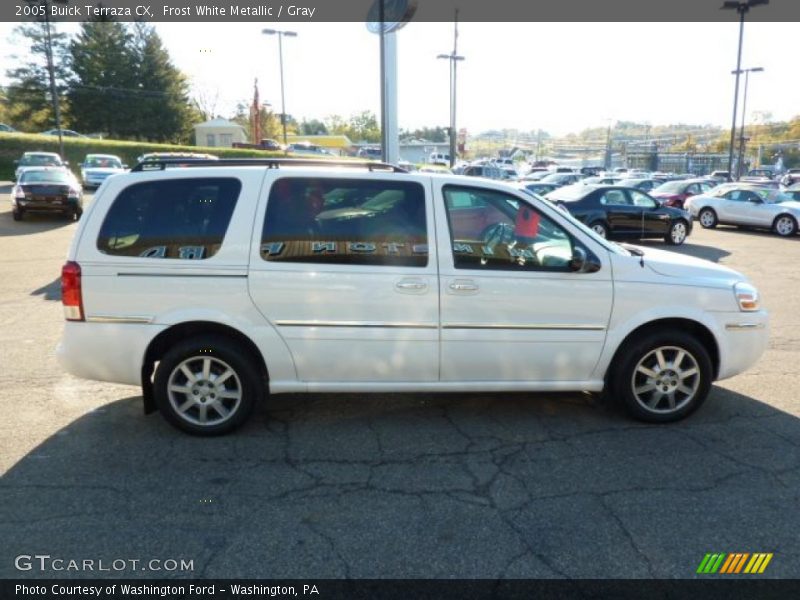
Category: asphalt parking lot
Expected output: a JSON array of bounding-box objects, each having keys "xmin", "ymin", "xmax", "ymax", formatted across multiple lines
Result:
[{"xmin": 1, "ymin": 182, "xmax": 798, "ymax": 579}]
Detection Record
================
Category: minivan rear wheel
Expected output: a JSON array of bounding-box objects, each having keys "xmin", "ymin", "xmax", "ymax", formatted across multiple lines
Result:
[
  {"xmin": 611, "ymin": 331, "xmax": 712, "ymax": 423},
  {"xmin": 154, "ymin": 335, "xmax": 262, "ymax": 435}
]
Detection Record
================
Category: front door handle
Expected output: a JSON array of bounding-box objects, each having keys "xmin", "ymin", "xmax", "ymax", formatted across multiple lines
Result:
[{"xmin": 449, "ymin": 279, "xmax": 479, "ymax": 293}]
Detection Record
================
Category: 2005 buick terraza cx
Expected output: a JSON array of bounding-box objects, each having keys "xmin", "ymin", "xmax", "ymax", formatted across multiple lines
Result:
[{"xmin": 56, "ymin": 158, "xmax": 769, "ymax": 435}]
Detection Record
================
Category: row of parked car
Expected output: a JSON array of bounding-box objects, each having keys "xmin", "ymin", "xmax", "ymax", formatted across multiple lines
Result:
[{"xmin": 514, "ymin": 170, "xmax": 800, "ymax": 245}]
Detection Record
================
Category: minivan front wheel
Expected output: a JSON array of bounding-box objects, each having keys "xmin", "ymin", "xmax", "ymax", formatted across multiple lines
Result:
[
  {"xmin": 612, "ymin": 331, "xmax": 712, "ymax": 423},
  {"xmin": 154, "ymin": 335, "xmax": 261, "ymax": 435}
]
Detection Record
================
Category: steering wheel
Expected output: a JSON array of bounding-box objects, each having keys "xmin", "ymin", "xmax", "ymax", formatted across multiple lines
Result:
[{"xmin": 481, "ymin": 222, "xmax": 515, "ymax": 247}]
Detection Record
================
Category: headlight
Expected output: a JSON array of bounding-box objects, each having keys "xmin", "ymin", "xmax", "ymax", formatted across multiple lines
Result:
[
  {"xmin": 14, "ymin": 187, "xmax": 25, "ymax": 199},
  {"xmin": 68, "ymin": 188, "xmax": 80, "ymax": 199},
  {"xmin": 734, "ymin": 282, "xmax": 760, "ymax": 312}
]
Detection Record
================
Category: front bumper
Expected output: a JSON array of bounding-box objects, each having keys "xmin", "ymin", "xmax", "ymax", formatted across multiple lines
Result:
[
  {"xmin": 16, "ymin": 197, "xmax": 79, "ymax": 212},
  {"xmin": 714, "ymin": 309, "xmax": 769, "ymax": 380}
]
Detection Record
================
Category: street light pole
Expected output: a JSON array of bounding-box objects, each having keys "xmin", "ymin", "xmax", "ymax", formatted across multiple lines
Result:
[
  {"xmin": 733, "ymin": 66, "xmax": 764, "ymax": 178},
  {"xmin": 262, "ymin": 29, "xmax": 297, "ymax": 147},
  {"xmin": 437, "ymin": 10, "xmax": 464, "ymax": 169},
  {"xmin": 722, "ymin": 0, "xmax": 769, "ymax": 180}
]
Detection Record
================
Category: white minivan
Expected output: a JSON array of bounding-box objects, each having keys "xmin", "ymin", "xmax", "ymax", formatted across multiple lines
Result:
[{"xmin": 57, "ymin": 158, "xmax": 768, "ymax": 435}]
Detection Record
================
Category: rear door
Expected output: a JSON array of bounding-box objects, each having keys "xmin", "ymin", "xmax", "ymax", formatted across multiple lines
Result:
[{"xmin": 247, "ymin": 174, "xmax": 439, "ymax": 383}]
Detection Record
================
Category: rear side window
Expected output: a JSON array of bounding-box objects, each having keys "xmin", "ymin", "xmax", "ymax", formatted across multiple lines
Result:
[
  {"xmin": 261, "ymin": 177, "xmax": 427, "ymax": 267},
  {"xmin": 97, "ymin": 178, "xmax": 241, "ymax": 259}
]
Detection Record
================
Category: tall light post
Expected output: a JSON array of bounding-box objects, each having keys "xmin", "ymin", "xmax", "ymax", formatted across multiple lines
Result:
[
  {"xmin": 24, "ymin": 0, "xmax": 67, "ymax": 159},
  {"xmin": 721, "ymin": 0, "xmax": 768, "ymax": 179},
  {"xmin": 262, "ymin": 28, "xmax": 297, "ymax": 146},
  {"xmin": 732, "ymin": 66, "xmax": 764, "ymax": 178},
  {"xmin": 604, "ymin": 119, "xmax": 614, "ymax": 171},
  {"xmin": 437, "ymin": 11, "xmax": 464, "ymax": 169}
]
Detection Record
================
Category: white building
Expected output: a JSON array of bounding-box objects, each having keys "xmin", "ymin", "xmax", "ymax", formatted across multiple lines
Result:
[{"xmin": 193, "ymin": 118, "xmax": 247, "ymax": 148}]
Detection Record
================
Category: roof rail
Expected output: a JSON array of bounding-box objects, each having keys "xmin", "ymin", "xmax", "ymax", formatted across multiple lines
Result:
[{"xmin": 131, "ymin": 157, "xmax": 408, "ymax": 173}]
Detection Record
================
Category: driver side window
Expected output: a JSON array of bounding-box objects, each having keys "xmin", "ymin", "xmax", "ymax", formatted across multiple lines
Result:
[{"xmin": 443, "ymin": 186, "xmax": 575, "ymax": 271}]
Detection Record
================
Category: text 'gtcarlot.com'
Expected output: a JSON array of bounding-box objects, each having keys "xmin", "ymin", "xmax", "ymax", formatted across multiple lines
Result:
[{"xmin": 14, "ymin": 554, "xmax": 194, "ymax": 572}]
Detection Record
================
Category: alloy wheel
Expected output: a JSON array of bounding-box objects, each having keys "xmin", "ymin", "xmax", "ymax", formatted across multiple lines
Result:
[
  {"xmin": 166, "ymin": 356, "xmax": 242, "ymax": 427},
  {"xmin": 630, "ymin": 346, "xmax": 701, "ymax": 415}
]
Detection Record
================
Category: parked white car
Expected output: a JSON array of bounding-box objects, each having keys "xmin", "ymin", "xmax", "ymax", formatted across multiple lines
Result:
[
  {"xmin": 685, "ymin": 184, "xmax": 800, "ymax": 237},
  {"xmin": 57, "ymin": 158, "xmax": 768, "ymax": 435},
  {"xmin": 80, "ymin": 153, "xmax": 127, "ymax": 189}
]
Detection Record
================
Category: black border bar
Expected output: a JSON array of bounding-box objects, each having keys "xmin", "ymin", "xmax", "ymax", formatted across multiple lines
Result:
[
  {"xmin": 3, "ymin": 0, "xmax": 799, "ymax": 23},
  {"xmin": 3, "ymin": 579, "xmax": 800, "ymax": 600}
]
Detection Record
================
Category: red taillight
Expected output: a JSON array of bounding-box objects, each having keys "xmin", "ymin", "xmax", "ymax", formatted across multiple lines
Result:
[{"xmin": 61, "ymin": 261, "xmax": 84, "ymax": 321}]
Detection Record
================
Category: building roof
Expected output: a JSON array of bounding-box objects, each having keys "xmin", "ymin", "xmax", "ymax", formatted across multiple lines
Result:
[{"xmin": 194, "ymin": 118, "xmax": 246, "ymax": 132}]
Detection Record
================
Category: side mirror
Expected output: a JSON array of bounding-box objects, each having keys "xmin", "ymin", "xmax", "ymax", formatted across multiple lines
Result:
[
  {"xmin": 569, "ymin": 246, "xmax": 601, "ymax": 273},
  {"xmin": 63, "ymin": 161, "xmax": 69, "ymax": 166},
  {"xmin": 122, "ymin": 164, "xmax": 128, "ymax": 169},
  {"xmin": 13, "ymin": 160, "xmax": 19, "ymax": 166}
]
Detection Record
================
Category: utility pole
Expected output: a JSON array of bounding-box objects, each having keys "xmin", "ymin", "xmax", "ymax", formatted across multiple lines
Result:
[
  {"xmin": 438, "ymin": 9, "xmax": 464, "ymax": 169},
  {"xmin": 722, "ymin": 0, "xmax": 769, "ymax": 179}
]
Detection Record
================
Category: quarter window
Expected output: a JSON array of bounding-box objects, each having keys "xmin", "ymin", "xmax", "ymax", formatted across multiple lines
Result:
[
  {"xmin": 443, "ymin": 185, "xmax": 575, "ymax": 271},
  {"xmin": 97, "ymin": 178, "xmax": 241, "ymax": 259},
  {"xmin": 599, "ymin": 190, "xmax": 630, "ymax": 206},
  {"xmin": 261, "ymin": 178, "xmax": 428, "ymax": 267}
]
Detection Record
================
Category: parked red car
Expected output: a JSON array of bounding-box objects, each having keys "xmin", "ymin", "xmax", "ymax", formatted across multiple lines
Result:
[{"xmin": 650, "ymin": 179, "xmax": 717, "ymax": 209}]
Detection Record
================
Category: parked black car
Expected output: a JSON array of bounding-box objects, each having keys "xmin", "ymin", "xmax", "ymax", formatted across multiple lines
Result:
[
  {"xmin": 545, "ymin": 185, "xmax": 692, "ymax": 245},
  {"xmin": 11, "ymin": 167, "xmax": 83, "ymax": 221}
]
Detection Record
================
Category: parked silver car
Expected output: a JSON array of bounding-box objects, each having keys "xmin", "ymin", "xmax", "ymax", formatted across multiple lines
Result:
[{"xmin": 685, "ymin": 184, "xmax": 800, "ymax": 237}]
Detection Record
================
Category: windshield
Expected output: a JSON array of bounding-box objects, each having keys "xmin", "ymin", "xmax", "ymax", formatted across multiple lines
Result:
[
  {"xmin": 85, "ymin": 156, "xmax": 122, "ymax": 169},
  {"xmin": 541, "ymin": 173, "xmax": 569, "ymax": 183},
  {"xmin": 652, "ymin": 181, "xmax": 684, "ymax": 194},
  {"xmin": 20, "ymin": 170, "xmax": 74, "ymax": 184},
  {"xmin": 20, "ymin": 154, "xmax": 61, "ymax": 167},
  {"xmin": 547, "ymin": 185, "xmax": 590, "ymax": 202},
  {"xmin": 763, "ymin": 190, "xmax": 794, "ymax": 204}
]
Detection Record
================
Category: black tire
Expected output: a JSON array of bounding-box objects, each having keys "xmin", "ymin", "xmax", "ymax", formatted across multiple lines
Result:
[
  {"xmin": 665, "ymin": 219, "xmax": 689, "ymax": 245},
  {"xmin": 12, "ymin": 209, "xmax": 23, "ymax": 221},
  {"xmin": 698, "ymin": 208, "xmax": 718, "ymax": 229},
  {"xmin": 610, "ymin": 330, "xmax": 712, "ymax": 423},
  {"xmin": 588, "ymin": 221, "xmax": 609, "ymax": 239},
  {"xmin": 772, "ymin": 214, "xmax": 797, "ymax": 237},
  {"xmin": 73, "ymin": 206, "xmax": 83, "ymax": 221},
  {"xmin": 153, "ymin": 335, "xmax": 263, "ymax": 435}
]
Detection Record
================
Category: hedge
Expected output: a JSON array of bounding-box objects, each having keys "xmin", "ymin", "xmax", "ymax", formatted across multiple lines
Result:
[{"xmin": 0, "ymin": 132, "xmax": 286, "ymax": 181}]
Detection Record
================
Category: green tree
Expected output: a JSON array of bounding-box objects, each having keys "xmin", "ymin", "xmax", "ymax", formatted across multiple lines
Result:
[
  {"xmin": 66, "ymin": 21, "xmax": 137, "ymax": 137},
  {"xmin": 4, "ymin": 22, "xmax": 71, "ymax": 132},
  {"xmin": 130, "ymin": 25, "xmax": 194, "ymax": 142},
  {"xmin": 299, "ymin": 118, "xmax": 328, "ymax": 136},
  {"xmin": 347, "ymin": 110, "xmax": 380, "ymax": 143},
  {"xmin": 324, "ymin": 114, "xmax": 348, "ymax": 136}
]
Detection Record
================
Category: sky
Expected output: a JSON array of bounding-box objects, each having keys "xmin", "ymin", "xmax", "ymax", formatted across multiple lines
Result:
[{"xmin": 1, "ymin": 21, "xmax": 799, "ymax": 137}]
